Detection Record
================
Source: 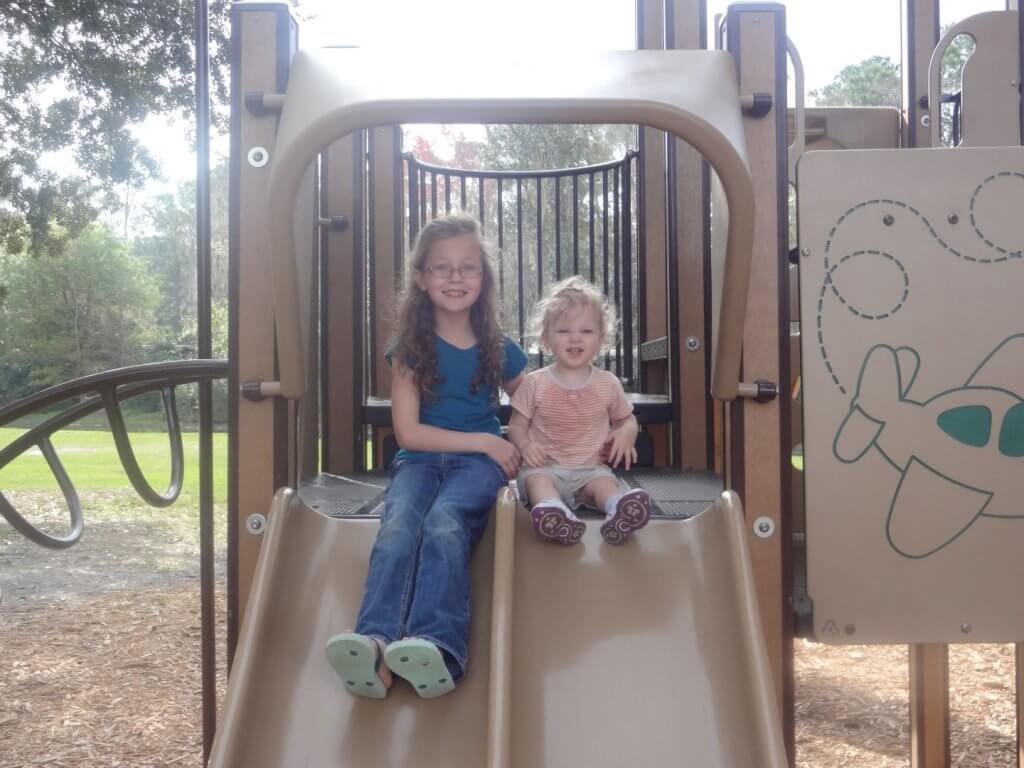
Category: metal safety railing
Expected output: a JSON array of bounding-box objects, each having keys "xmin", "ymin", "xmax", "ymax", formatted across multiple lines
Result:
[
  {"xmin": 0, "ymin": 360, "xmax": 228, "ymax": 549},
  {"xmin": 404, "ymin": 151, "xmax": 642, "ymax": 386}
]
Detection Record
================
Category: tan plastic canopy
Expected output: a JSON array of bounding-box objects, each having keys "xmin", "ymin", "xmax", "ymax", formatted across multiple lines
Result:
[{"xmin": 265, "ymin": 48, "xmax": 754, "ymax": 400}]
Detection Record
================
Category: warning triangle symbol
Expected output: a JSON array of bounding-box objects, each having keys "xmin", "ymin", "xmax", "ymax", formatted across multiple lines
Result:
[{"xmin": 822, "ymin": 620, "xmax": 839, "ymax": 637}]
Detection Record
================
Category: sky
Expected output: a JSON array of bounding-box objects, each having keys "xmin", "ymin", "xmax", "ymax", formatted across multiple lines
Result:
[{"xmin": 134, "ymin": 0, "xmax": 1010, "ymax": 195}]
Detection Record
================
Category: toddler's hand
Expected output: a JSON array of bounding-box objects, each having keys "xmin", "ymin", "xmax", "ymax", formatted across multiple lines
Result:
[
  {"xmin": 521, "ymin": 442, "xmax": 547, "ymax": 469},
  {"xmin": 604, "ymin": 425, "xmax": 639, "ymax": 470},
  {"xmin": 481, "ymin": 434, "xmax": 521, "ymax": 479}
]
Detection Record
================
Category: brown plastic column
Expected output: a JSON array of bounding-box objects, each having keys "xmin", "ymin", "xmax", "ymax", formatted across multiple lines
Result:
[
  {"xmin": 229, "ymin": 3, "xmax": 296, "ymax": 644},
  {"xmin": 668, "ymin": 0, "xmax": 711, "ymax": 470},
  {"xmin": 726, "ymin": 5, "xmax": 793, "ymax": 757},
  {"xmin": 902, "ymin": 0, "xmax": 940, "ymax": 148},
  {"xmin": 322, "ymin": 134, "xmax": 366, "ymax": 473},
  {"xmin": 910, "ymin": 644, "xmax": 951, "ymax": 768},
  {"xmin": 369, "ymin": 126, "xmax": 402, "ymax": 467},
  {"xmin": 902, "ymin": 3, "xmax": 948, "ymax": 764},
  {"xmin": 1017, "ymin": 644, "xmax": 1024, "ymax": 765},
  {"xmin": 637, "ymin": 0, "xmax": 670, "ymax": 463}
]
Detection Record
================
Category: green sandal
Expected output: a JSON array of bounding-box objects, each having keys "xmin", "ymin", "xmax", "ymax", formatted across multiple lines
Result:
[
  {"xmin": 325, "ymin": 632, "xmax": 389, "ymax": 699},
  {"xmin": 383, "ymin": 638, "xmax": 457, "ymax": 699}
]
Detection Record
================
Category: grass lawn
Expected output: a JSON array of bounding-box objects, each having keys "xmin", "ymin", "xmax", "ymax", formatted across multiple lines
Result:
[{"xmin": 0, "ymin": 427, "xmax": 228, "ymax": 502}]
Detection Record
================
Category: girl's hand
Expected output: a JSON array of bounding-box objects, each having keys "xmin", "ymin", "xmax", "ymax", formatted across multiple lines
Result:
[
  {"xmin": 604, "ymin": 423, "xmax": 639, "ymax": 470},
  {"xmin": 479, "ymin": 434, "xmax": 521, "ymax": 479},
  {"xmin": 521, "ymin": 442, "xmax": 547, "ymax": 469}
]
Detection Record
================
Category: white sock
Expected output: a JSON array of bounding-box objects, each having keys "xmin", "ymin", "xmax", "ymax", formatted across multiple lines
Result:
[
  {"xmin": 603, "ymin": 492, "xmax": 625, "ymax": 520},
  {"xmin": 538, "ymin": 497, "xmax": 578, "ymax": 521}
]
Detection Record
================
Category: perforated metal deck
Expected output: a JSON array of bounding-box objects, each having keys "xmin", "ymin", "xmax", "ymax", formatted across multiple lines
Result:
[{"xmin": 297, "ymin": 469, "xmax": 722, "ymax": 520}]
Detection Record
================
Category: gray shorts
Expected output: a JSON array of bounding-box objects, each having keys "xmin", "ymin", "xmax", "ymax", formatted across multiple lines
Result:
[{"xmin": 516, "ymin": 465, "xmax": 625, "ymax": 510}]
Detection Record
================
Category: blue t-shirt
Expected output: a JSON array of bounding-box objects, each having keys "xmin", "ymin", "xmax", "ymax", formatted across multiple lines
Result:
[{"xmin": 393, "ymin": 335, "xmax": 527, "ymax": 460}]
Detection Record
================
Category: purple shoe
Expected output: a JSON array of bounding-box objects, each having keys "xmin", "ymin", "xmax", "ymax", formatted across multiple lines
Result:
[
  {"xmin": 600, "ymin": 490, "xmax": 651, "ymax": 544},
  {"xmin": 531, "ymin": 504, "xmax": 586, "ymax": 545}
]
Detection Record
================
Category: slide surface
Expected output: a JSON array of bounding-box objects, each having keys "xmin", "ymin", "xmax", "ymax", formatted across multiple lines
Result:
[{"xmin": 210, "ymin": 478, "xmax": 787, "ymax": 767}]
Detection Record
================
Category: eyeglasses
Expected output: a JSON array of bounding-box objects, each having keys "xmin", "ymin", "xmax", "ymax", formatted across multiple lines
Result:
[{"xmin": 422, "ymin": 264, "xmax": 483, "ymax": 280}]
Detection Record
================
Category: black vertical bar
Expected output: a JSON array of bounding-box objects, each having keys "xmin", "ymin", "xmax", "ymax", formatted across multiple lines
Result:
[
  {"xmin": 195, "ymin": 0, "xmax": 215, "ymax": 761},
  {"xmin": 497, "ymin": 178, "xmax": 505, "ymax": 300},
  {"xmin": 460, "ymin": 174, "xmax": 467, "ymax": 211},
  {"xmin": 613, "ymin": 164, "xmax": 622, "ymax": 378},
  {"xmin": 418, "ymin": 165, "xmax": 427, "ymax": 228},
  {"xmin": 407, "ymin": 160, "xmax": 419, "ymax": 248},
  {"xmin": 602, "ymin": 168, "xmax": 610, "ymax": 371},
  {"xmin": 1019, "ymin": 4, "xmax": 1023, "ymax": 146},
  {"xmin": 554, "ymin": 176, "xmax": 562, "ymax": 280},
  {"xmin": 588, "ymin": 171, "xmax": 596, "ymax": 282},
  {"xmin": 516, "ymin": 178, "xmax": 524, "ymax": 345},
  {"xmin": 445, "ymin": 173, "xmax": 452, "ymax": 213},
  {"xmin": 622, "ymin": 156, "xmax": 634, "ymax": 385},
  {"xmin": 537, "ymin": 178, "xmax": 544, "ymax": 368},
  {"xmin": 430, "ymin": 171, "xmax": 438, "ymax": 217},
  {"xmin": 572, "ymin": 174, "xmax": 579, "ymax": 274},
  {"xmin": 478, "ymin": 178, "xmax": 485, "ymax": 233}
]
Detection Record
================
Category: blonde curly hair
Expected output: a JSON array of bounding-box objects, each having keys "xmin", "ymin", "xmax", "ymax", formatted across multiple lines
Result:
[{"xmin": 531, "ymin": 276, "xmax": 617, "ymax": 352}]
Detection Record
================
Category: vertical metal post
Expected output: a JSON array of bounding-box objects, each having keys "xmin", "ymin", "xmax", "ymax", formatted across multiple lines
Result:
[
  {"xmin": 622, "ymin": 159, "xmax": 634, "ymax": 384},
  {"xmin": 407, "ymin": 159, "xmax": 420, "ymax": 248},
  {"xmin": 497, "ymin": 178, "xmax": 505, "ymax": 299},
  {"xmin": 516, "ymin": 178, "xmax": 524, "ymax": 345},
  {"xmin": 572, "ymin": 174, "xmax": 580, "ymax": 274},
  {"xmin": 613, "ymin": 164, "xmax": 622, "ymax": 377},
  {"xmin": 555, "ymin": 177, "xmax": 562, "ymax": 280},
  {"xmin": 602, "ymin": 168, "xmax": 611, "ymax": 371},
  {"xmin": 194, "ymin": 0, "xmax": 215, "ymax": 760},
  {"xmin": 536, "ymin": 179, "xmax": 544, "ymax": 368}
]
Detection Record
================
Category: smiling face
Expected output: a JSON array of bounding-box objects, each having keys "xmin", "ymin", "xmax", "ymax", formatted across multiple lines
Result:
[
  {"xmin": 544, "ymin": 304, "xmax": 604, "ymax": 371},
  {"xmin": 414, "ymin": 233, "xmax": 484, "ymax": 317}
]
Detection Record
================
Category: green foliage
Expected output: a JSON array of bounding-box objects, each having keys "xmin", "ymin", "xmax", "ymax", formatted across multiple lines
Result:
[
  {"xmin": 809, "ymin": 56, "xmax": 902, "ymax": 107},
  {"xmin": 0, "ymin": 0, "xmax": 231, "ymax": 258},
  {"xmin": 0, "ymin": 223, "xmax": 159, "ymax": 402},
  {"xmin": 479, "ymin": 124, "xmax": 636, "ymax": 171}
]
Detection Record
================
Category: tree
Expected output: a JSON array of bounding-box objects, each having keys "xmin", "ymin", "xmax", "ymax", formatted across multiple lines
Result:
[
  {"xmin": 0, "ymin": 1, "xmax": 231, "ymax": 259},
  {"xmin": 0, "ymin": 224, "xmax": 159, "ymax": 402},
  {"xmin": 808, "ymin": 56, "xmax": 902, "ymax": 107}
]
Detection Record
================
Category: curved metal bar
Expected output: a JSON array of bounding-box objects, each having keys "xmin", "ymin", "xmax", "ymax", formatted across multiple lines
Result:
[
  {"xmin": 403, "ymin": 150, "xmax": 639, "ymax": 181},
  {"xmin": 101, "ymin": 388, "xmax": 184, "ymax": 509},
  {"xmin": 0, "ymin": 360, "xmax": 227, "ymax": 547},
  {"xmin": 0, "ymin": 437, "xmax": 84, "ymax": 549},
  {"xmin": 0, "ymin": 360, "xmax": 227, "ymax": 427}
]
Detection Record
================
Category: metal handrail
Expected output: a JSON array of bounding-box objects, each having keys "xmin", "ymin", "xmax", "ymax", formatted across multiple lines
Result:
[{"xmin": 0, "ymin": 360, "xmax": 228, "ymax": 549}]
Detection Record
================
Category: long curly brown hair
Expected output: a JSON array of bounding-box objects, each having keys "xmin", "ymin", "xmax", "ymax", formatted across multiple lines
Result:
[{"xmin": 392, "ymin": 214, "xmax": 504, "ymax": 403}]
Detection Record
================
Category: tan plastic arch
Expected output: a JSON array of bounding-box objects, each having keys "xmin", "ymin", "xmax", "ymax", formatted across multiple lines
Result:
[{"xmin": 265, "ymin": 48, "xmax": 754, "ymax": 400}]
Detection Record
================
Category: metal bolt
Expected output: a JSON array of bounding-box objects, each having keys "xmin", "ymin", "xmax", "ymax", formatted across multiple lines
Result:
[
  {"xmin": 247, "ymin": 146, "xmax": 269, "ymax": 168},
  {"xmin": 800, "ymin": 247, "xmax": 811, "ymax": 259},
  {"xmin": 961, "ymin": 623, "xmax": 972, "ymax": 634},
  {"xmin": 947, "ymin": 213, "xmax": 959, "ymax": 225},
  {"xmin": 753, "ymin": 516, "xmax": 775, "ymax": 538},
  {"xmin": 246, "ymin": 513, "xmax": 267, "ymax": 535},
  {"xmin": 883, "ymin": 214, "xmax": 895, "ymax": 226},
  {"xmin": 844, "ymin": 624, "xmax": 856, "ymax": 636},
  {"xmin": 685, "ymin": 336, "xmax": 701, "ymax": 352},
  {"xmin": 920, "ymin": 114, "xmax": 931, "ymax": 127}
]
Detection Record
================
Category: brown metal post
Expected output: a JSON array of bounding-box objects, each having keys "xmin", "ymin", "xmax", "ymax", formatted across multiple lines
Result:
[
  {"xmin": 228, "ymin": 2, "xmax": 297, "ymax": 656},
  {"xmin": 725, "ymin": 5, "xmax": 793, "ymax": 762},
  {"xmin": 667, "ymin": 0, "xmax": 711, "ymax": 471},
  {"xmin": 322, "ymin": 134, "xmax": 366, "ymax": 474}
]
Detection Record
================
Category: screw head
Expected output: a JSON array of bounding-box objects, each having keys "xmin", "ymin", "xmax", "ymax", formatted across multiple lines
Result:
[
  {"xmin": 961, "ymin": 623, "xmax": 972, "ymax": 634},
  {"xmin": 245, "ymin": 513, "xmax": 267, "ymax": 535},
  {"xmin": 685, "ymin": 336, "xmax": 701, "ymax": 352},
  {"xmin": 920, "ymin": 114, "xmax": 931, "ymax": 127},
  {"xmin": 883, "ymin": 214, "xmax": 895, "ymax": 226},
  {"xmin": 947, "ymin": 213, "xmax": 959, "ymax": 225},
  {"xmin": 800, "ymin": 247, "xmax": 811, "ymax": 259},
  {"xmin": 247, "ymin": 146, "xmax": 269, "ymax": 168},
  {"xmin": 844, "ymin": 624, "xmax": 856, "ymax": 636},
  {"xmin": 753, "ymin": 516, "xmax": 775, "ymax": 538}
]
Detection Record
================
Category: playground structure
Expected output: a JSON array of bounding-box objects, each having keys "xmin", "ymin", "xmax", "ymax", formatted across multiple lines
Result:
[{"xmin": 0, "ymin": 0, "xmax": 1022, "ymax": 765}]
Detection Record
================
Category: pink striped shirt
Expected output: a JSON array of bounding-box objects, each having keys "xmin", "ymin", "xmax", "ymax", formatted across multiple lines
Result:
[{"xmin": 510, "ymin": 366, "xmax": 633, "ymax": 466}]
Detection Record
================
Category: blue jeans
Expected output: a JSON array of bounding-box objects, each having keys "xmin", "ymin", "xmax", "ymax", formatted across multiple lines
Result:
[{"xmin": 355, "ymin": 452, "xmax": 506, "ymax": 681}]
